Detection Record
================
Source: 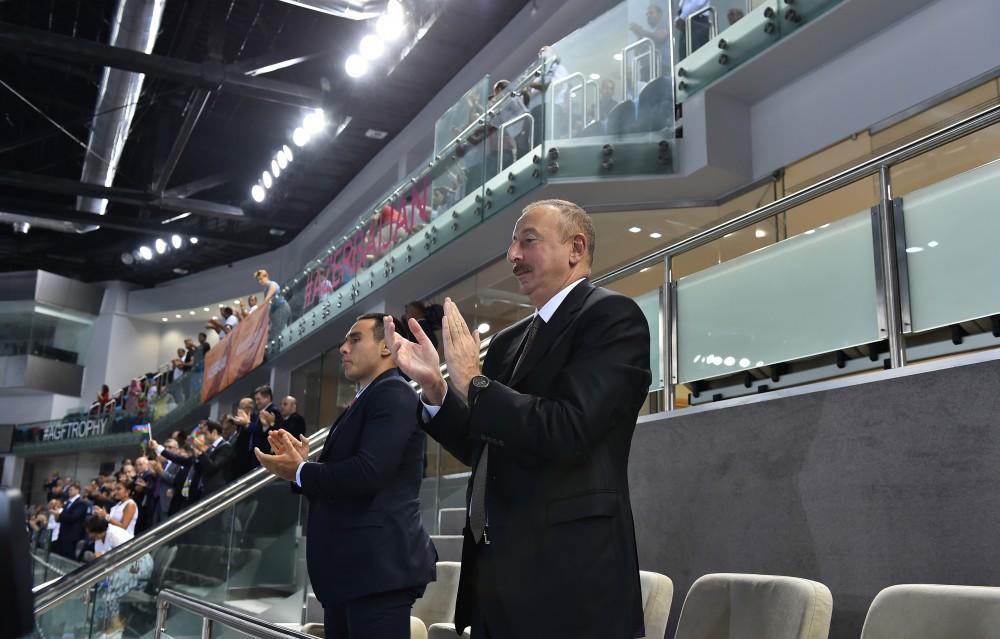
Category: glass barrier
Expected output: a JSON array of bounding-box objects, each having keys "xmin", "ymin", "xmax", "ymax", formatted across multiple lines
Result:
[
  {"xmin": 896, "ymin": 158, "xmax": 1000, "ymax": 334},
  {"xmin": 674, "ymin": 0, "xmax": 843, "ymax": 103},
  {"xmin": 434, "ymin": 76, "xmax": 491, "ymax": 155},
  {"xmin": 543, "ymin": 1, "xmax": 675, "ymax": 180},
  {"xmin": 675, "ymin": 206, "xmax": 882, "ymax": 385},
  {"xmin": 0, "ymin": 301, "xmax": 94, "ymax": 365},
  {"xmin": 33, "ymin": 482, "xmax": 306, "ymax": 638}
]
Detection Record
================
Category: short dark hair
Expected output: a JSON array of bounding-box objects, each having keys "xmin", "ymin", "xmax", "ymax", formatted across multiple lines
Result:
[
  {"xmin": 204, "ymin": 419, "xmax": 223, "ymax": 435},
  {"xmin": 68, "ymin": 483, "xmax": 81, "ymax": 491},
  {"xmin": 254, "ymin": 385, "xmax": 272, "ymax": 400},
  {"xmin": 221, "ymin": 307, "xmax": 233, "ymax": 317},
  {"xmin": 522, "ymin": 199, "xmax": 596, "ymax": 268},
  {"xmin": 198, "ymin": 332, "xmax": 207, "ymax": 340},
  {"xmin": 86, "ymin": 515, "xmax": 109, "ymax": 534},
  {"xmin": 355, "ymin": 313, "xmax": 399, "ymax": 342}
]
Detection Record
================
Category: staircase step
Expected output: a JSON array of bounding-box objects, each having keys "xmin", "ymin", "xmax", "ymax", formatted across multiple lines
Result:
[
  {"xmin": 438, "ymin": 508, "xmax": 466, "ymax": 536},
  {"xmin": 431, "ymin": 535, "xmax": 463, "ymax": 562}
]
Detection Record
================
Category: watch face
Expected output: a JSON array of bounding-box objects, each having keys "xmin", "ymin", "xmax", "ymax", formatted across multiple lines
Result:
[{"xmin": 472, "ymin": 376, "xmax": 490, "ymax": 389}]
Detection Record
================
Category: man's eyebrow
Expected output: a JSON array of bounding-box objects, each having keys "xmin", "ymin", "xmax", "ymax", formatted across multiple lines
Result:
[{"xmin": 513, "ymin": 226, "xmax": 541, "ymax": 238}]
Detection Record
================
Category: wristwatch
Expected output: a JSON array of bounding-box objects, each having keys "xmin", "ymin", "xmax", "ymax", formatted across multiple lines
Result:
[{"xmin": 468, "ymin": 375, "xmax": 491, "ymax": 404}]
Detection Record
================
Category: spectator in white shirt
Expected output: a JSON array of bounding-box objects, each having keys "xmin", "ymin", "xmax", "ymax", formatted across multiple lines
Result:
[{"xmin": 86, "ymin": 515, "xmax": 152, "ymax": 638}]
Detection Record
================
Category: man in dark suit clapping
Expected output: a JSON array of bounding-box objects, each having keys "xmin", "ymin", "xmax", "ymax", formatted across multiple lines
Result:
[
  {"xmin": 386, "ymin": 199, "xmax": 651, "ymax": 639},
  {"xmin": 256, "ymin": 314, "xmax": 437, "ymax": 639},
  {"xmin": 55, "ymin": 483, "xmax": 89, "ymax": 559}
]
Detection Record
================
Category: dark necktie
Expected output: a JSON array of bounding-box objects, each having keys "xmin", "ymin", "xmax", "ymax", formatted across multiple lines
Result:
[{"xmin": 469, "ymin": 314, "xmax": 542, "ymax": 544}]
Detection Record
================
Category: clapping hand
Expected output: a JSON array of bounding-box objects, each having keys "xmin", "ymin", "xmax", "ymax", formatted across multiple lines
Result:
[
  {"xmin": 92, "ymin": 506, "xmax": 107, "ymax": 519},
  {"xmin": 234, "ymin": 409, "xmax": 250, "ymax": 426},
  {"xmin": 259, "ymin": 409, "xmax": 275, "ymax": 430},
  {"xmin": 442, "ymin": 298, "xmax": 481, "ymax": 402},
  {"xmin": 385, "ymin": 315, "xmax": 446, "ymax": 404},
  {"xmin": 267, "ymin": 429, "xmax": 308, "ymax": 459},
  {"xmin": 255, "ymin": 431, "xmax": 305, "ymax": 482}
]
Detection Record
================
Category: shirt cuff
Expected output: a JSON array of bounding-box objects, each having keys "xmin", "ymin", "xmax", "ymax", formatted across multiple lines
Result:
[
  {"xmin": 155, "ymin": 445, "xmax": 164, "ymax": 455},
  {"xmin": 420, "ymin": 385, "xmax": 447, "ymax": 421},
  {"xmin": 295, "ymin": 462, "xmax": 306, "ymax": 487}
]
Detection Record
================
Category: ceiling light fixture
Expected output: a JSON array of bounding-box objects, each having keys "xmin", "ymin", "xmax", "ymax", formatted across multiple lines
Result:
[
  {"xmin": 628, "ymin": 226, "xmax": 641, "ymax": 233},
  {"xmin": 360, "ymin": 34, "xmax": 385, "ymax": 60},
  {"xmin": 276, "ymin": 150, "xmax": 289, "ymax": 169},
  {"xmin": 292, "ymin": 127, "xmax": 310, "ymax": 147},
  {"xmin": 162, "ymin": 317, "xmax": 168, "ymax": 322},
  {"xmin": 477, "ymin": 322, "xmax": 491, "ymax": 335},
  {"xmin": 203, "ymin": 307, "xmax": 210, "ymax": 312},
  {"xmin": 170, "ymin": 234, "xmax": 183, "ymax": 249},
  {"xmin": 251, "ymin": 185, "xmax": 266, "ymax": 203},
  {"xmin": 649, "ymin": 232, "xmax": 662, "ymax": 239},
  {"xmin": 282, "ymin": 144, "xmax": 293, "ymax": 162},
  {"xmin": 190, "ymin": 237, "xmax": 198, "ymax": 245},
  {"xmin": 271, "ymin": 160, "xmax": 281, "ymax": 177},
  {"xmin": 262, "ymin": 171, "xmax": 273, "ymax": 189},
  {"xmin": 139, "ymin": 246, "xmax": 153, "ymax": 260},
  {"xmin": 175, "ymin": 314, "xmax": 182, "ymax": 319},
  {"xmin": 345, "ymin": 53, "xmax": 369, "ymax": 78},
  {"xmin": 754, "ymin": 228, "xmax": 767, "ymax": 239},
  {"xmin": 155, "ymin": 238, "xmax": 167, "ymax": 254}
]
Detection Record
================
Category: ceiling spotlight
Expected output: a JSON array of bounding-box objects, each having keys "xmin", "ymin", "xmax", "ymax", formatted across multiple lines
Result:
[
  {"xmin": 251, "ymin": 184, "xmax": 266, "ymax": 203},
  {"xmin": 345, "ymin": 53, "xmax": 369, "ymax": 78},
  {"xmin": 170, "ymin": 234, "xmax": 182, "ymax": 249},
  {"xmin": 375, "ymin": 11, "xmax": 404, "ymax": 42},
  {"xmin": 386, "ymin": 0, "xmax": 404, "ymax": 18},
  {"xmin": 155, "ymin": 238, "xmax": 167, "ymax": 254},
  {"xmin": 262, "ymin": 170, "xmax": 273, "ymax": 189},
  {"xmin": 175, "ymin": 314, "xmax": 182, "ymax": 319},
  {"xmin": 477, "ymin": 322, "xmax": 491, "ymax": 335},
  {"xmin": 12, "ymin": 221, "xmax": 30, "ymax": 234},
  {"xmin": 292, "ymin": 127, "xmax": 310, "ymax": 147},
  {"xmin": 271, "ymin": 160, "xmax": 281, "ymax": 177},
  {"xmin": 360, "ymin": 34, "xmax": 385, "ymax": 60},
  {"xmin": 203, "ymin": 307, "xmax": 210, "ymax": 312},
  {"xmin": 282, "ymin": 144, "xmax": 293, "ymax": 162},
  {"xmin": 628, "ymin": 226, "xmax": 641, "ymax": 233},
  {"xmin": 188, "ymin": 310, "xmax": 196, "ymax": 315},
  {"xmin": 303, "ymin": 108, "xmax": 327, "ymax": 134},
  {"xmin": 589, "ymin": 73, "xmax": 601, "ymax": 80},
  {"xmin": 121, "ymin": 252, "xmax": 135, "ymax": 265},
  {"xmin": 139, "ymin": 246, "xmax": 153, "ymax": 260},
  {"xmin": 755, "ymin": 228, "xmax": 767, "ymax": 239},
  {"xmin": 211, "ymin": 316, "xmax": 217, "ymax": 320},
  {"xmin": 649, "ymin": 232, "xmax": 662, "ymax": 239},
  {"xmin": 190, "ymin": 237, "xmax": 198, "ymax": 244},
  {"xmin": 162, "ymin": 317, "xmax": 168, "ymax": 322},
  {"xmin": 276, "ymin": 150, "xmax": 289, "ymax": 169}
]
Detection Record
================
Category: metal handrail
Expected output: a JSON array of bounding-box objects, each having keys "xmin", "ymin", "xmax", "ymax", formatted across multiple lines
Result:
[
  {"xmin": 32, "ymin": 427, "xmax": 330, "ymax": 615},
  {"xmin": 498, "ymin": 112, "xmax": 535, "ymax": 172},
  {"xmin": 621, "ymin": 37, "xmax": 658, "ymax": 100},
  {"xmin": 154, "ymin": 588, "xmax": 315, "ymax": 639},
  {"xmin": 686, "ymin": 6, "xmax": 718, "ymax": 57}
]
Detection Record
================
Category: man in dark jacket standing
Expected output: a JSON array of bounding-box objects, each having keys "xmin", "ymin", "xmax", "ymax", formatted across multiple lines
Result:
[
  {"xmin": 256, "ymin": 314, "xmax": 436, "ymax": 639},
  {"xmin": 55, "ymin": 483, "xmax": 88, "ymax": 559},
  {"xmin": 387, "ymin": 199, "xmax": 651, "ymax": 638}
]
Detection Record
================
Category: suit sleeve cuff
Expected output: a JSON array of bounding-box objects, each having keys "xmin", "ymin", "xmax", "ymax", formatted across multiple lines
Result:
[
  {"xmin": 420, "ymin": 385, "xmax": 447, "ymax": 421},
  {"xmin": 295, "ymin": 462, "xmax": 306, "ymax": 487}
]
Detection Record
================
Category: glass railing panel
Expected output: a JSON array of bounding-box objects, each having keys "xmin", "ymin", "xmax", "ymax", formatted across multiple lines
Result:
[
  {"xmin": 0, "ymin": 301, "xmax": 94, "ymax": 365},
  {"xmin": 33, "ymin": 585, "xmax": 99, "ymax": 638},
  {"xmin": 434, "ymin": 76, "xmax": 491, "ymax": 156},
  {"xmin": 158, "ymin": 603, "xmax": 209, "ymax": 638},
  {"xmin": 675, "ymin": 207, "xmax": 882, "ymax": 385},
  {"xmin": 896, "ymin": 158, "xmax": 1000, "ymax": 334},
  {"xmin": 543, "ymin": 1, "xmax": 675, "ymax": 180}
]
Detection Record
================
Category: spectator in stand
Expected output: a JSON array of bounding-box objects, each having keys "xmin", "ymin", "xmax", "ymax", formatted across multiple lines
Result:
[
  {"xmin": 133, "ymin": 456, "xmax": 158, "ymax": 534},
  {"xmin": 280, "ymin": 396, "xmax": 307, "ymax": 440},
  {"xmin": 153, "ymin": 438, "xmax": 186, "ymax": 518},
  {"xmin": 237, "ymin": 294, "xmax": 259, "ymax": 319},
  {"xmin": 727, "ymin": 7, "xmax": 744, "ymax": 26},
  {"xmin": 55, "ymin": 483, "xmax": 88, "ymax": 559},
  {"xmin": 675, "ymin": 0, "xmax": 712, "ymax": 61},
  {"xmin": 629, "ymin": 5, "xmax": 670, "ymax": 77},
  {"xmin": 196, "ymin": 332, "xmax": 211, "ymax": 360},
  {"xmin": 255, "ymin": 269, "xmax": 291, "ymax": 339},
  {"xmin": 45, "ymin": 498, "xmax": 62, "ymax": 548},
  {"xmin": 182, "ymin": 339, "xmax": 197, "ymax": 370},
  {"xmin": 85, "ymin": 515, "xmax": 153, "ymax": 638},
  {"xmin": 229, "ymin": 398, "xmax": 257, "ymax": 477},
  {"xmin": 244, "ymin": 385, "xmax": 282, "ymax": 469},
  {"xmin": 154, "ymin": 437, "xmax": 196, "ymax": 512},
  {"xmin": 208, "ymin": 306, "xmax": 239, "ymax": 340},
  {"xmin": 190, "ymin": 420, "xmax": 235, "ymax": 497},
  {"xmin": 599, "ymin": 78, "xmax": 617, "ymax": 123},
  {"xmin": 93, "ymin": 481, "xmax": 138, "ymax": 536},
  {"xmin": 97, "ymin": 384, "xmax": 111, "ymax": 406}
]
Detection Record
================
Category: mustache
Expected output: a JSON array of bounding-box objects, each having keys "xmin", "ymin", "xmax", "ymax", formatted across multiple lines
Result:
[{"xmin": 512, "ymin": 263, "xmax": 531, "ymax": 276}]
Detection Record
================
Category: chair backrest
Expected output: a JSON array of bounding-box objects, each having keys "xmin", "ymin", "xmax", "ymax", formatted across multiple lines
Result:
[
  {"xmin": 860, "ymin": 584, "xmax": 1000, "ymax": 639},
  {"xmin": 675, "ymin": 573, "xmax": 832, "ymax": 639},
  {"xmin": 147, "ymin": 545, "xmax": 178, "ymax": 592},
  {"xmin": 410, "ymin": 616, "xmax": 429, "ymax": 639},
  {"xmin": 606, "ymin": 99, "xmax": 637, "ymax": 135},
  {"xmin": 640, "ymin": 570, "xmax": 674, "ymax": 639},
  {"xmin": 411, "ymin": 562, "xmax": 461, "ymax": 626}
]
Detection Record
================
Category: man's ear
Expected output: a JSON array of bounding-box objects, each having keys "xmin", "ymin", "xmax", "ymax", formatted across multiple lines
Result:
[{"xmin": 568, "ymin": 233, "xmax": 586, "ymax": 266}]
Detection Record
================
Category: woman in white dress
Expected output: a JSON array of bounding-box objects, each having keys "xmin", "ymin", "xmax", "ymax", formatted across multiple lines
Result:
[
  {"xmin": 85, "ymin": 514, "xmax": 152, "ymax": 638},
  {"xmin": 92, "ymin": 481, "xmax": 138, "ymax": 536}
]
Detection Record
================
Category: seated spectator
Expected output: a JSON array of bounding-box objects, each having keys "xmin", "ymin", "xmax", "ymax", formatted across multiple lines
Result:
[
  {"xmin": 280, "ymin": 396, "xmax": 307, "ymax": 440},
  {"xmin": 85, "ymin": 515, "xmax": 153, "ymax": 638}
]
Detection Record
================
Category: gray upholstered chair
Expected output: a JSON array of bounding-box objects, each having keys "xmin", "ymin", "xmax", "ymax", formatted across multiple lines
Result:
[
  {"xmin": 411, "ymin": 562, "xmax": 462, "ymax": 637},
  {"xmin": 860, "ymin": 584, "xmax": 1000, "ymax": 639},
  {"xmin": 674, "ymin": 573, "xmax": 832, "ymax": 639},
  {"xmin": 411, "ymin": 616, "xmax": 429, "ymax": 639},
  {"xmin": 640, "ymin": 570, "xmax": 674, "ymax": 639},
  {"xmin": 427, "ymin": 622, "xmax": 471, "ymax": 639}
]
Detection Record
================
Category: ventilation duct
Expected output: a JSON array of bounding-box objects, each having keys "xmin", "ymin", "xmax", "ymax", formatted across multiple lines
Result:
[{"xmin": 275, "ymin": 0, "xmax": 384, "ymax": 19}]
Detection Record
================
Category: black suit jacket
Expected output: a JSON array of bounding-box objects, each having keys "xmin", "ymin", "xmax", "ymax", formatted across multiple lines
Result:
[
  {"xmin": 424, "ymin": 280, "xmax": 650, "ymax": 638},
  {"xmin": 55, "ymin": 497, "xmax": 89, "ymax": 558},
  {"xmin": 283, "ymin": 413, "xmax": 307, "ymax": 441},
  {"xmin": 299, "ymin": 368, "xmax": 437, "ymax": 605},
  {"xmin": 196, "ymin": 439, "xmax": 235, "ymax": 496},
  {"xmin": 160, "ymin": 448, "xmax": 199, "ymax": 505}
]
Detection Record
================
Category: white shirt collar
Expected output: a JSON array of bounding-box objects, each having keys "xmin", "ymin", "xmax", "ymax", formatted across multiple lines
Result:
[
  {"xmin": 211, "ymin": 437, "xmax": 223, "ymax": 449},
  {"xmin": 536, "ymin": 278, "xmax": 586, "ymax": 323},
  {"xmin": 67, "ymin": 494, "xmax": 78, "ymax": 504}
]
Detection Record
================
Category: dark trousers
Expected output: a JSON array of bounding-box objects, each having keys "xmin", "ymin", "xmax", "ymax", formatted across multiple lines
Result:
[
  {"xmin": 323, "ymin": 586, "xmax": 425, "ymax": 639},
  {"xmin": 470, "ymin": 542, "xmax": 507, "ymax": 638}
]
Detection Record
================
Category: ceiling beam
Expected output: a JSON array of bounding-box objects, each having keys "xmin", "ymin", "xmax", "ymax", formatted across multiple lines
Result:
[
  {"xmin": 152, "ymin": 90, "xmax": 212, "ymax": 194},
  {"xmin": 163, "ymin": 171, "xmax": 235, "ymax": 199},
  {"xmin": 0, "ymin": 22, "xmax": 326, "ymax": 108},
  {"xmin": 0, "ymin": 199, "xmax": 272, "ymax": 250}
]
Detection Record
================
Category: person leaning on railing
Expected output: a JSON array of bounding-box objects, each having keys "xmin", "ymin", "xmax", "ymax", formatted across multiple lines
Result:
[{"xmin": 255, "ymin": 268, "xmax": 291, "ymax": 341}]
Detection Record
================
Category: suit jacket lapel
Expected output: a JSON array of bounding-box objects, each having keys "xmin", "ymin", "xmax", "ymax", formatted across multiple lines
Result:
[
  {"xmin": 508, "ymin": 280, "xmax": 594, "ymax": 388},
  {"xmin": 318, "ymin": 369, "xmax": 401, "ymax": 461},
  {"xmin": 494, "ymin": 316, "xmax": 535, "ymax": 384}
]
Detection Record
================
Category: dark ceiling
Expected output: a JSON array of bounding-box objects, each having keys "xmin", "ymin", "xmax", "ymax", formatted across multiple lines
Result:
[{"xmin": 0, "ymin": 0, "xmax": 528, "ymax": 286}]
